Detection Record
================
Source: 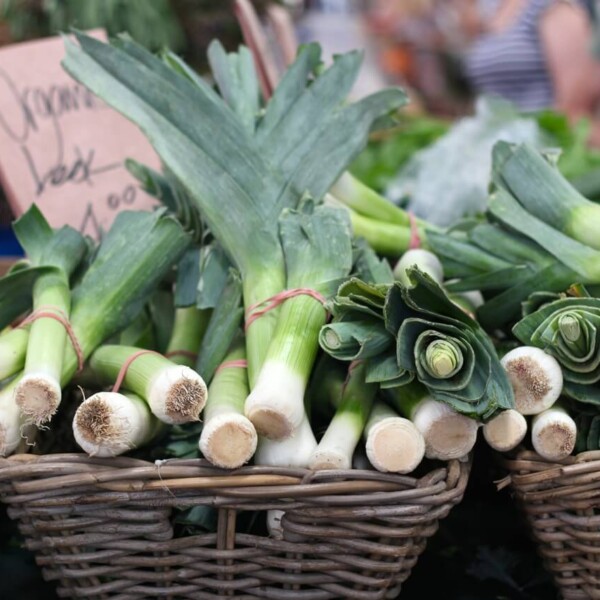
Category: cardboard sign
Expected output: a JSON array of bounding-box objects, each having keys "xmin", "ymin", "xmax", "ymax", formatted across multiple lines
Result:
[{"xmin": 0, "ymin": 31, "xmax": 160, "ymax": 239}]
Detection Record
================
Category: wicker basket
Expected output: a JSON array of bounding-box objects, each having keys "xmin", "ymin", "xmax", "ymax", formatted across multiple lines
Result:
[
  {"xmin": 0, "ymin": 453, "xmax": 470, "ymax": 600},
  {"xmin": 503, "ymin": 449, "xmax": 600, "ymax": 599}
]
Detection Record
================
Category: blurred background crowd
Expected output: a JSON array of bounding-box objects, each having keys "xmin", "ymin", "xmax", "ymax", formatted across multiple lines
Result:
[{"xmin": 3, "ymin": 0, "xmax": 600, "ymax": 120}]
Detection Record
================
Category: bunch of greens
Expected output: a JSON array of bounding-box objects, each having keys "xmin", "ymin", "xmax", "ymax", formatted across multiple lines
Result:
[{"xmin": 321, "ymin": 268, "xmax": 514, "ymax": 420}]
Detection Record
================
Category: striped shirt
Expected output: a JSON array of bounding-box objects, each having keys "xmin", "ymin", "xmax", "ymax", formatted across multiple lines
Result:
[{"xmin": 465, "ymin": 0, "xmax": 594, "ymax": 111}]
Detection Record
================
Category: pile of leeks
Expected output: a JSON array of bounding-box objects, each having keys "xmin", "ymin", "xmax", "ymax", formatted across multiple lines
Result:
[{"xmin": 3, "ymin": 29, "xmax": 596, "ymax": 481}]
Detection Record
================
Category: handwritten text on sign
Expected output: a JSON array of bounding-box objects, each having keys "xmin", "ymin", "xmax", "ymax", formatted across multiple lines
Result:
[{"xmin": 0, "ymin": 32, "xmax": 160, "ymax": 239}]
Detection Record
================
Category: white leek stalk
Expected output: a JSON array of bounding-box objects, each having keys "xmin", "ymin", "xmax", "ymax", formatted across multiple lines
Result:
[
  {"xmin": 199, "ymin": 342, "xmax": 256, "ymax": 469},
  {"xmin": 483, "ymin": 409, "xmax": 527, "ymax": 452},
  {"xmin": 387, "ymin": 384, "xmax": 478, "ymax": 460},
  {"xmin": 73, "ymin": 391, "xmax": 160, "ymax": 457},
  {"xmin": 500, "ymin": 346, "xmax": 563, "ymax": 415},
  {"xmin": 365, "ymin": 402, "xmax": 425, "ymax": 474},
  {"xmin": 245, "ymin": 203, "xmax": 352, "ymax": 440},
  {"xmin": 15, "ymin": 273, "xmax": 70, "ymax": 425},
  {"xmin": 309, "ymin": 362, "xmax": 375, "ymax": 470},
  {"xmin": 531, "ymin": 406, "xmax": 576, "ymax": 461},
  {"xmin": 0, "ymin": 378, "xmax": 25, "ymax": 456},
  {"xmin": 0, "ymin": 328, "xmax": 28, "ymax": 382},
  {"xmin": 89, "ymin": 345, "xmax": 207, "ymax": 424},
  {"xmin": 394, "ymin": 249, "xmax": 444, "ymax": 287},
  {"xmin": 254, "ymin": 414, "xmax": 317, "ymax": 467}
]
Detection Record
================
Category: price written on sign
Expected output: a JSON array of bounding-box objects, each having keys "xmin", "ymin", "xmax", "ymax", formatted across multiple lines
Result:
[{"xmin": 0, "ymin": 31, "xmax": 160, "ymax": 240}]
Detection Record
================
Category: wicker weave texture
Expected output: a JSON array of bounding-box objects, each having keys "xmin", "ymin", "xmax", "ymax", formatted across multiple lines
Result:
[
  {"xmin": 504, "ymin": 449, "xmax": 600, "ymax": 600},
  {"xmin": 0, "ymin": 454, "xmax": 470, "ymax": 600}
]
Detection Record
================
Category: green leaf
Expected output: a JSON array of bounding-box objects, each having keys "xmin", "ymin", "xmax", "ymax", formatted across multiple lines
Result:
[
  {"xmin": 196, "ymin": 270, "xmax": 243, "ymax": 383},
  {"xmin": 489, "ymin": 188, "xmax": 600, "ymax": 280},
  {"xmin": 175, "ymin": 248, "xmax": 200, "ymax": 307},
  {"xmin": 196, "ymin": 243, "xmax": 231, "ymax": 310},
  {"xmin": 207, "ymin": 41, "xmax": 259, "ymax": 134}
]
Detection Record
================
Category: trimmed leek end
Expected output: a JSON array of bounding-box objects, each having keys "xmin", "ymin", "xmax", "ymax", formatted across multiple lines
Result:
[
  {"xmin": 199, "ymin": 413, "xmax": 257, "ymax": 469},
  {"xmin": 483, "ymin": 409, "xmax": 527, "ymax": 452},
  {"xmin": 500, "ymin": 347, "xmax": 563, "ymax": 415},
  {"xmin": 394, "ymin": 249, "xmax": 444, "ymax": 286},
  {"xmin": 412, "ymin": 399, "xmax": 478, "ymax": 460},
  {"xmin": 73, "ymin": 392, "xmax": 155, "ymax": 457},
  {"xmin": 531, "ymin": 407, "xmax": 576, "ymax": 461},
  {"xmin": 366, "ymin": 416, "xmax": 425, "ymax": 473},
  {"xmin": 148, "ymin": 366, "xmax": 207, "ymax": 424},
  {"xmin": 366, "ymin": 403, "xmax": 425, "ymax": 473},
  {"xmin": 254, "ymin": 415, "xmax": 317, "ymax": 467},
  {"xmin": 267, "ymin": 509, "xmax": 284, "ymax": 540},
  {"xmin": 15, "ymin": 374, "xmax": 61, "ymax": 425},
  {"xmin": 245, "ymin": 360, "xmax": 305, "ymax": 440}
]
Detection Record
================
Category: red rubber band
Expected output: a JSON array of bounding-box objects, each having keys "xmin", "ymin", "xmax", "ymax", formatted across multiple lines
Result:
[
  {"xmin": 245, "ymin": 288, "xmax": 327, "ymax": 331},
  {"xmin": 215, "ymin": 359, "xmax": 248, "ymax": 375},
  {"xmin": 408, "ymin": 212, "xmax": 421, "ymax": 250},
  {"xmin": 112, "ymin": 350, "xmax": 161, "ymax": 393},
  {"xmin": 165, "ymin": 350, "xmax": 198, "ymax": 362},
  {"xmin": 19, "ymin": 306, "xmax": 85, "ymax": 373}
]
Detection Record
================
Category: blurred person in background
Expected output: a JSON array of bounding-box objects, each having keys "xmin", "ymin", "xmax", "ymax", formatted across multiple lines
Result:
[{"xmin": 464, "ymin": 0, "xmax": 600, "ymax": 144}]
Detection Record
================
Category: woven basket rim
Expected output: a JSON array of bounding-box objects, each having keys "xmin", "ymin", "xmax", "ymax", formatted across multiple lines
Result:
[{"xmin": 0, "ymin": 452, "xmax": 471, "ymax": 504}]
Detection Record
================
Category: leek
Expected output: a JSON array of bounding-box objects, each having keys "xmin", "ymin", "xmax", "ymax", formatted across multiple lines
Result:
[
  {"xmin": 59, "ymin": 209, "xmax": 190, "ymax": 386},
  {"xmin": 482, "ymin": 409, "xmax": 527, "ymax": 452},
  {"xmin": 254, "ymin": 414, "xmax": 317, "ymax": 468},
  {"xmin": 531, "ymin": 405, "xmax": 577, "ymax": 460},
  {"xmin": 393, "ymin": 249, "xmax": 444, "ymax": 287},
  {"xmin": 513, "ymin": 296, "xmax": 600, "ymax": 403},
  {"xmin": 89, "ymin": 345, "xmax": 207, "ymax": 424},
  {"xmin": 0, "ymin": 378, "xmax": 24, "ymax": 456},
  {"xmin": 73, "ymin": 391, "xmax": 161, "ymax": 457},
  {"xmin": 364, "ymin": 401, "xmax": 425, "ymax": 474},
  {"xmin": 0, "ymin": 328, "xmax": 29, "ymax": 381},
  {"xmin": 496, "ymin": 143, "xmax": 600, "ymax": 250},
  {"xmin": 387, "ymin": 383, "xmax": 478, "ymax": 460},
  {"xmin": 9, "ymin": 206, "xmax": 86, "ymax": 424},
  {"xmin": 245, "ymin": 201, "xmax": 353, "ymax": 439},
  {"xmin": 199, "ymin": 340, "xmax": 256, "ymax": 469},
  {"xmin": 500, "ymin": 347, "xmax": 563, "ymax": 415},
  {"xmin": 62, "ymin": 33, "xmax": 406, "ymax": 391},
  {"xmin": 309, "ymin": 361, "xmax": 376, "ymax": 470},
  {"xmin": 166, "ymin": 307, "xmax": 210, "ymax": 368}
]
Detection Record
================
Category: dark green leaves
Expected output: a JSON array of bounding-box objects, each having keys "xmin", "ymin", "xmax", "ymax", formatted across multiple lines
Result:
[
  {"xmin": 321, "ymin": 268, "xmax": 514, "ymax": 418},
  {"xmin": 514, "ymin": 296, "xmax": 600, "ymax": 403}
]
